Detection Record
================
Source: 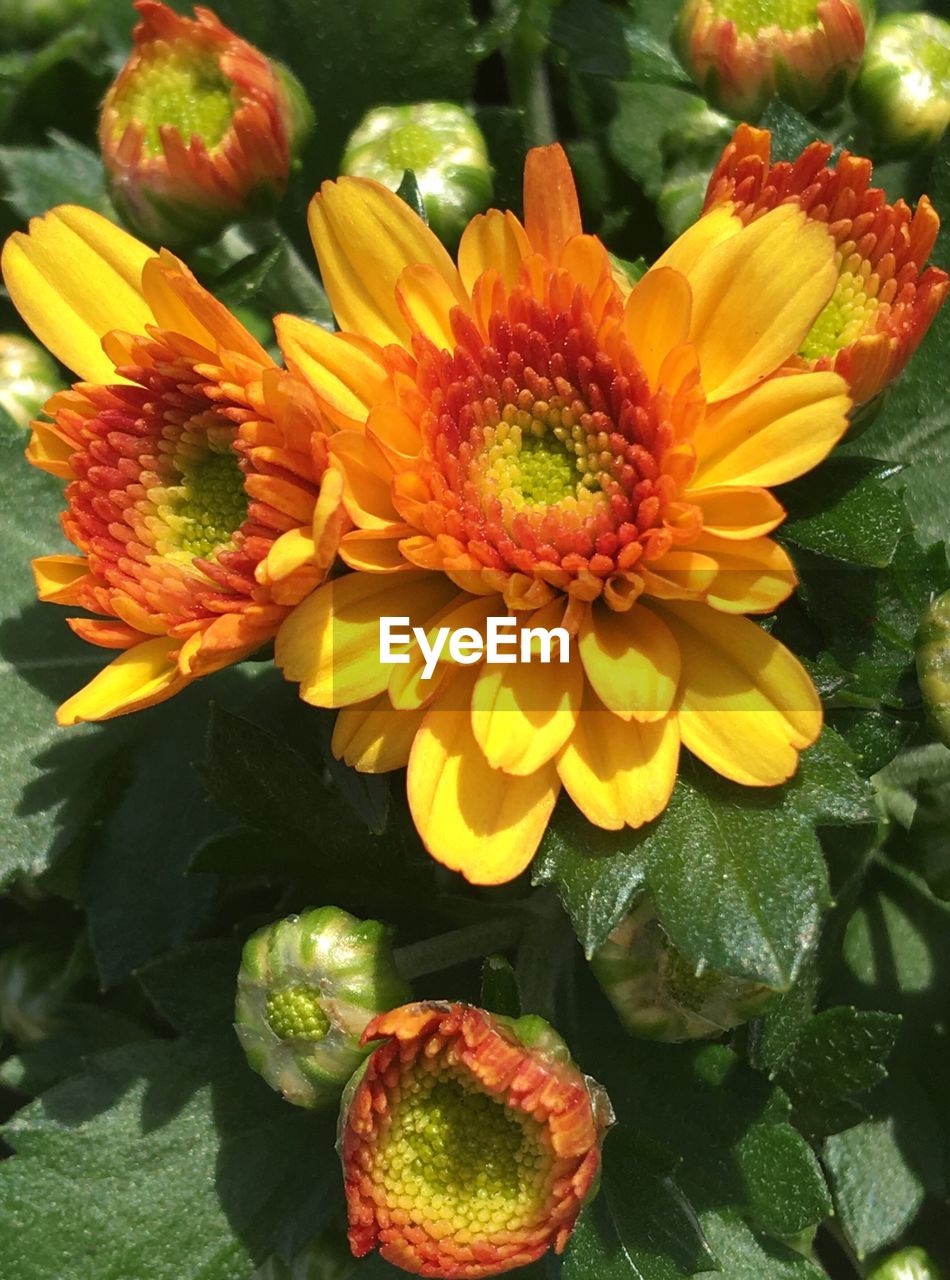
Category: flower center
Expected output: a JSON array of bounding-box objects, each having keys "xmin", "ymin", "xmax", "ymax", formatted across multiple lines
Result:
[
  {"xmin": 265, "ymin": 984, "xmax": 330, "ymax": 1041},
  {"xmin": 713, "ymin": 0, "xmax": 819, "ymax": 36},
  {"xmin": 112, "ymin": 45, "xmax": 235, "ymax": 155},
  {"xmin": 798, "ymin": 262, "xmax": 880, "ymax": 359},
  {"xmin": 154, "ymin": 420, "xmax": 249, "ymax": 565},
  {"xmin": 372, "ymin": 1068, "xmax": 551, "ymax": 1235}
]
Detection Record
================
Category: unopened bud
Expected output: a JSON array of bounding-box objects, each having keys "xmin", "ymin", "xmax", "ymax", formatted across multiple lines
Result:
[
  {"xmin": 917, "ymin": 591, "xmax": 950, "ymax": 748},
  {"xmin": 868, "ymin": 1248, "xmax": 943, "ymax": 1280},
  {"xmin": 235, "ymin": 905, "xmax": 410, "ymax": 1110},
  {"xmin": 853, "ymin": 14, "xmax": 950, "ymax": 157},
  {"xmin": 341, "ymin": 102, "xmax": 492, "ymax": 246},
  {"xmin": 591, "ymin": 899, "xmax": 774, "ymax": 1042},
  {"xmin": 99, "ymin": 0, "xmax": 313, "ymax": 248},
  {"xmin": 0, "ymin": 334, "xmax": 59, "ymax": 429}
]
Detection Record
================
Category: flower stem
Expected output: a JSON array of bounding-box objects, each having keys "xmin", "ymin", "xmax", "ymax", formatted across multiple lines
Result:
[
  {"xmin": 498, "ymin": 0, "xmax": 557, "ymax": 148},
  {"xmin": 394, "ymin": 915, "xmax": 524, "ymax": 982}
]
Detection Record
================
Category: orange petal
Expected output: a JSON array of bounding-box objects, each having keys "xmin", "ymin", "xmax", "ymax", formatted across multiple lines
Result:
[
  {"xmin": 523, "ymin": 144, "xmax": 583, "ymax": 265},
  {"xmin": 396, "ymin": 262, "xmax": 468, "ymax": 349},
  {"xmin": 623, "ymin": 267, "xmax": 692, "ymax": 389},
  {"xmin": 276, "ymin": 315, "xmax": 392, "ymax": 430}
]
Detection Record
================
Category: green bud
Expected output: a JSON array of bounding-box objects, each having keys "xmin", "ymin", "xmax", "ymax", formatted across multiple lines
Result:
[
  {"xmin": 0, "ymin": 0, "xmax": 92, "ymax": 49},
  {"xmin": 853, "ymin": 14, "xmax": 950, "ymax": 157},
  {"xmin": 0, "ymin": 941, "xmax": 79, "ymax": 1044},
  {"xmin": 341, "ymin": 102, "xmax": 493, "ymax": 246},
  {"xmin": 917, "ymin": 590, "xmax": 950, "ymax": 748},
  {"xmin": 591, "ymin": 899, "xmax": 775, "ymax": 1042},
  {"xmin": 0, "ymin": 334, "xmax": 59, "ymax": 429},
  {"xmin": 235, "ymin": 905, "xmax": 411, "ymax": 1110},
  {"xmin": 868, "ymin": 1248, "xmax": 944, "ymax": 1280}
]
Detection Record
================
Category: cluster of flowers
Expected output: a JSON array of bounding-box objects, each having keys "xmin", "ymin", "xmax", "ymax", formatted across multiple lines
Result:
[{"xmin": 3, "ymin": 0, "xmax": 948, "ymax": 889}]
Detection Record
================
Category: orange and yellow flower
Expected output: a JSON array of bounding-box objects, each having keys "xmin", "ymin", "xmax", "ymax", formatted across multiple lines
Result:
[
  {"xmin": 99, "ymin": 1, "xmax": 312, "ymax": 247},
  {"xmin": 705, "ymin": 124, "xmax": 950, "ymax": 405},
  {"xmin": 341, "ymin": 1002, "xmax": 612, "ymax": 1278},
  {"xmin": 675, "ymin": 0, "xmax": 870, "ymax": 119},
  {"xmin": 1, "ymin": 206, "xmax": 345, "ymax": 725},
  {"xmin": 275, "ymin": 141, "xmax": 854, "ymax": 884}
]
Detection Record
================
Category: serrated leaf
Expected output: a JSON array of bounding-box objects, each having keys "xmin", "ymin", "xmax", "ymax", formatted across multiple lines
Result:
[
  {"xmin": 733, "ymin": 1113, "xmax": 832, "ymax": 1237},
  {"xmin": 608, "ymin": 81, "xmax": 707, "ymax": 199},
  {"xmin": 563, "ymin": 1130, "xmax": 716, "ymax": 1280},
  {"xmin": 0, "ymin": 130, "xmax": 112, "ymax": 221},
  {"xmin": 780, "ymin": 459, "xmax": 907, "ymax": 568},
  {"xmin": 775, "ymin": 1007, "xmax": 901, "ymax": 1137}
]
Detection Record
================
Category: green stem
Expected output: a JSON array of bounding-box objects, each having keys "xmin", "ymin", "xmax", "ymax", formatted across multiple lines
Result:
[
  {"xmin": 394, "ymin": 915, "xmax": 523, "ymax": 982},
  {"xmin": 499, "ymin": 1, "xmax": 557, "ymax": 148}
]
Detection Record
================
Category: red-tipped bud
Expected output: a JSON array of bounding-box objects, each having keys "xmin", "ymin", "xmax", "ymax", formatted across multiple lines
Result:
[
  {"xmin": 675, "ymin": 0, "xmax": 871, "ymax": 119},
  {"xmin": 99, "ymin": 1, "xmax": 313, "ymax": 247},
  {"xmin": 339, "ymin": 1001, "xmax": 613, "ymax": 1277}
]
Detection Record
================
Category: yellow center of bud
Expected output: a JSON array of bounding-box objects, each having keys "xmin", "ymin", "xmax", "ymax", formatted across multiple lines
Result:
[
  {"xmin": 798, "ymin": 259, "xmax": 880, "ymax": 360},
  {"xmin": 372, "ymin": 1065, "xmax": 552, "ymax": 1238},
  {"xmin": 112, "ymin": 45, "xmax": 236, "ymax": 156},
  {"xmin": 713, "ymin": 0, "xmax": 819, "ymax": 36},
  {"xmin": 153, "ymin": 421, "xmax": 248, "ymax": 564},
  {"xmin": 265, "ymin": 984, "xmax": 331, "ymax": 1041}
]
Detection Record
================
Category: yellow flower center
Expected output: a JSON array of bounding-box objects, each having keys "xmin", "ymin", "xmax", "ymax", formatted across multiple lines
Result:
[
  {"xmin": 112, "ymin": 45, "xmax": 236, "ymax": 155},
  {"xmin": 155, "ymin": 421, "xmax": 249, "ymax": 563},
  {"xmin": 372, "ymin": 1067, "xmax": 551, "ymax": 1236},
  {"xmin": 265, "ymin": 984, "xmax": 331, "ymax": 1041},
  {"xmin": 798, "ymin": 260, "xmax": 880, "ymax": 359},
  {"xmin": 713, "ymin": 0, "xmax": 819, "ymax": 36}
]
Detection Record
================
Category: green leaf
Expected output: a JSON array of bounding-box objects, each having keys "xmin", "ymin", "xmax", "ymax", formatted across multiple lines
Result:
[
  {"xmin": 775, "ymin": 1007, "xmax": 901, "ymax": 1137},
  {"xmin": 842, "ymin": 133, "xmax": 950, "ymax": 546},
  {"xmin": 0, "ymin": 130, "xmax": 112, "ymax": 221},
  {"xmin": 756, "ymin": 102, "xmax": 843, "ymax": 164},
  {"xmin": 480, "ymin": 954, "xmax": 521, "ymax": 1019},
  {"xmin": 699, "ymin": 1214, "xmax": 825, "ymax": 1280},
  {"xmin": 395, "ymin": 169, "xmax": 427, "ymax": 223},
  {"xmin": 564, "ymin": 1130, "xmax": 716, "ymax": 1280},
  {"xmin": 608, "ymin": 81, "xmax": 708, "ymax": 200},
  {"xmin": 0, "ymin": 1037, "xmax": 340, "ymax": 1280},
  {"xmin": 0, "ymin": 1004, "xmax": 150, "ymax": 1097},
  {"xmin": 733, "ymin": 1105, "xmax": 832, "ymax": 1237},
  {"xmin": 779, "ymin": 459, "xmax": 907, "ymax": 568}
]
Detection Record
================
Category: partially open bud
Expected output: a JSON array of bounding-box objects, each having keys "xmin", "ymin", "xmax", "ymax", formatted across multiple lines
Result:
[
  {"xmin": 340, "ymin": 1002, "xmax": 612, "ymax": 1278},
  {"xmin": 674, "ymin": 0, "xmax": 871, "ymax": 119},
  {"xmin": 235, "ymin": 906, "xmax": 410, "ymax": 1110},
  {"xmin": 853, "ymin": 14, "xmax": 950, "ymax": 157},
  {"xmin": 0, "ymin": 334, "xmax": 59, "ymax": 429},
  {"xmin": 868, "ymin": 1248, "xmax": 943, "ymax": 1280},
  {"xmin": 99, "ymin": 1, "xmax": 313, "ymax": 248},
  {"xmin": 591, "ymin": 900, "xmax": 774, "ymax": 1042},
  {"xmin": 341, "ymin": 102, "xmax": 493, "ymax": 246},
  {"xmin": 917, "ymin": 591, "xmax": 950, "ymax": 748}
]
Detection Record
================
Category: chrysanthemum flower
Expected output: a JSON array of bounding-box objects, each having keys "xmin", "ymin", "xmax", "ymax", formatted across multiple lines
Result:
[
  {"xmin": 1, "ymin": 205, "xmax": 345, "ymax": 725},
  {"xmin": 674, "ymin": 0, "xmax": 871, "ymax": 119},
  {"xmin": 99, "ymin": 1, "xmax": 313, "ymax": 247},
  {"xmin": 706, "ymin": 124, "xmax": 950, "ymax": 405},
  {"xmin": 275, "ymin": 143, "xmax": 853, "ymax": 883},
  {"xmin": 340, "ymin": 1001, "xmax": 612, "ymax": 1278}
]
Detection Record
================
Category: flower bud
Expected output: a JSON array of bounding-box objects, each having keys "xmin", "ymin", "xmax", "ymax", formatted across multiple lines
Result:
[
  {"xmin": 591, "ymin": 899, "xmax": 774, "ymax": 1042},
  {"xmin": 98, "ymin": 1, "xmax": 314, "ymax": 248},
  {"xmin": 341, "ymin": 102, "xmax": 493, "ymax": 246},
  {"xmin": 868, "ymin": 1248, "xmax": 943, "ymax": 1280},
  {"xmin": 0, "ymin": 0, "xmax": 91, "ymax": 48},
  {"xmin": 0, "ymin": 334, "xmax": 59, "ymax": 429},
  {"xmin": 917, "ymin": 591, "xmax": 950, "ymax": 748},
  {"xmin": 235, "ymin": 906, "xmax": 410, "ymax": 1110},
  {"xmin": 853, "ymin": 14, "xmax": 950, "ymax": 158},
  {"xmin": 0, "ymin": 941, "xmax": 78, "ymax": 1044},
  {"xmin": 339, "ymin": 1001, "xmax": 613, "ymax": 1277},
  {"xmin": 674, "ymin": 0, "xmax": 871, "ymax": 119}
]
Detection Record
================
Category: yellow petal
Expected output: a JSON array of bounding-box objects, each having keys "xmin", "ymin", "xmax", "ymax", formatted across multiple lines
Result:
[
  {"xmin": 653, "ymin": 600, "xmax": 822, "ymax": 786},
  {"xmin": 1, "ymin": 206, "xmax": 154, "ymax": 382},
  {"xmin": 27, "ymin": 422, "xmax": 75, "ymax": 478},
  {"xmin": 340, "ymin": 527, "xmax": 416, "ymax": 573},
  {"xmin": 388, "ymin": 594, "xmax": 500, "ymax": 711},
  {"xmin": 471, "ymin": 616, "xmax": 583, "ymax": 775},
  {"xmin": 309, "ymin": 176, "xmax": 462, "ymax": 346},
  {"xmin": 276, "ymin": 315, "xmax": 391, "ymax": 430},
  {"xmin": 579, "ymin": 601, "xmax": 680, "ymax": 722},
  {"xmin": 56, "ymin": 637, "xmax": 186, "ymax": 726},
  {"xmin": 32, "ymin": 554, "xmax": 88, "ymax": 603},
  {"xmin": 685, "ymin": 205, "xmax": 838, "ymax": 402},
  {"xmin": 329, "ymin": 430, "xmax": 400, "ymax": 528},
  {"xmin": 692, "ymin": 371, "xmax": 851, "ymax": 489},
  {"xmin": 623, "ymin": 267, "xmax": 692, "ymax": 388},
  {"xmin": 142, "ymin": 251, "xmax": 271, "ymax": 365},
  {"xmin": 687, "ymin": 485, "xmax": 785, "ymax": 539},
  {"xmin": 396, "ymin": 262, "xmax": 468, "ymax": 349},
  {"xmin": 457, "ymin": 209, "xmax": 531, "ymax": 295},
  {"xmin": 692, "ymin": 533, "xmax": 797, "ymax": 614},
  {"xmin": 655, "ymin": 205, "xmax": 742, "ymax": 277},
  {"xmin": 275, "ymin": 571, "xmax": 456, "ymax": 708},
  {"xmin": 408, "ymin": 682, "xmax": 560, "ymax": 884},
  {"xmin": 332, "ymin": 695, "xmax": 424, "ymax": 772},
  {"xmin": 259, "ymin": 527, "xmax": 317, "ymax": 585},
  {"xmin": 557, "ymin": 694, "xmax": 680, "ymax": 830}
]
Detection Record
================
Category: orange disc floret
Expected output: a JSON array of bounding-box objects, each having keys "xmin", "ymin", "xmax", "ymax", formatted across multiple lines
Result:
[
  {"xmin": 706, "ymin": 124, "xmax": 950, "ymax": 404},
  {"xmin": 341, "ymin": 1002, "xmax": 612, "ymax": 1278},
  {"xmin": 1, "ymin": 206, "xmax": 346, "ymax": 725},
  {"xmin": 99, "ymin": 1, "xmax": 312, "ymax": 246}
]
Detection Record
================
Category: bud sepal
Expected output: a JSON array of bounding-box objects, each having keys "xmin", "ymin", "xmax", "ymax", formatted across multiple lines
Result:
[
  {"xmin": 853, "ymin": 13, "xmax": 950, "ymax": 158},
  {"xmin": 0, "ymin": 334, "xmax": 59, "ymax": 429}
]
